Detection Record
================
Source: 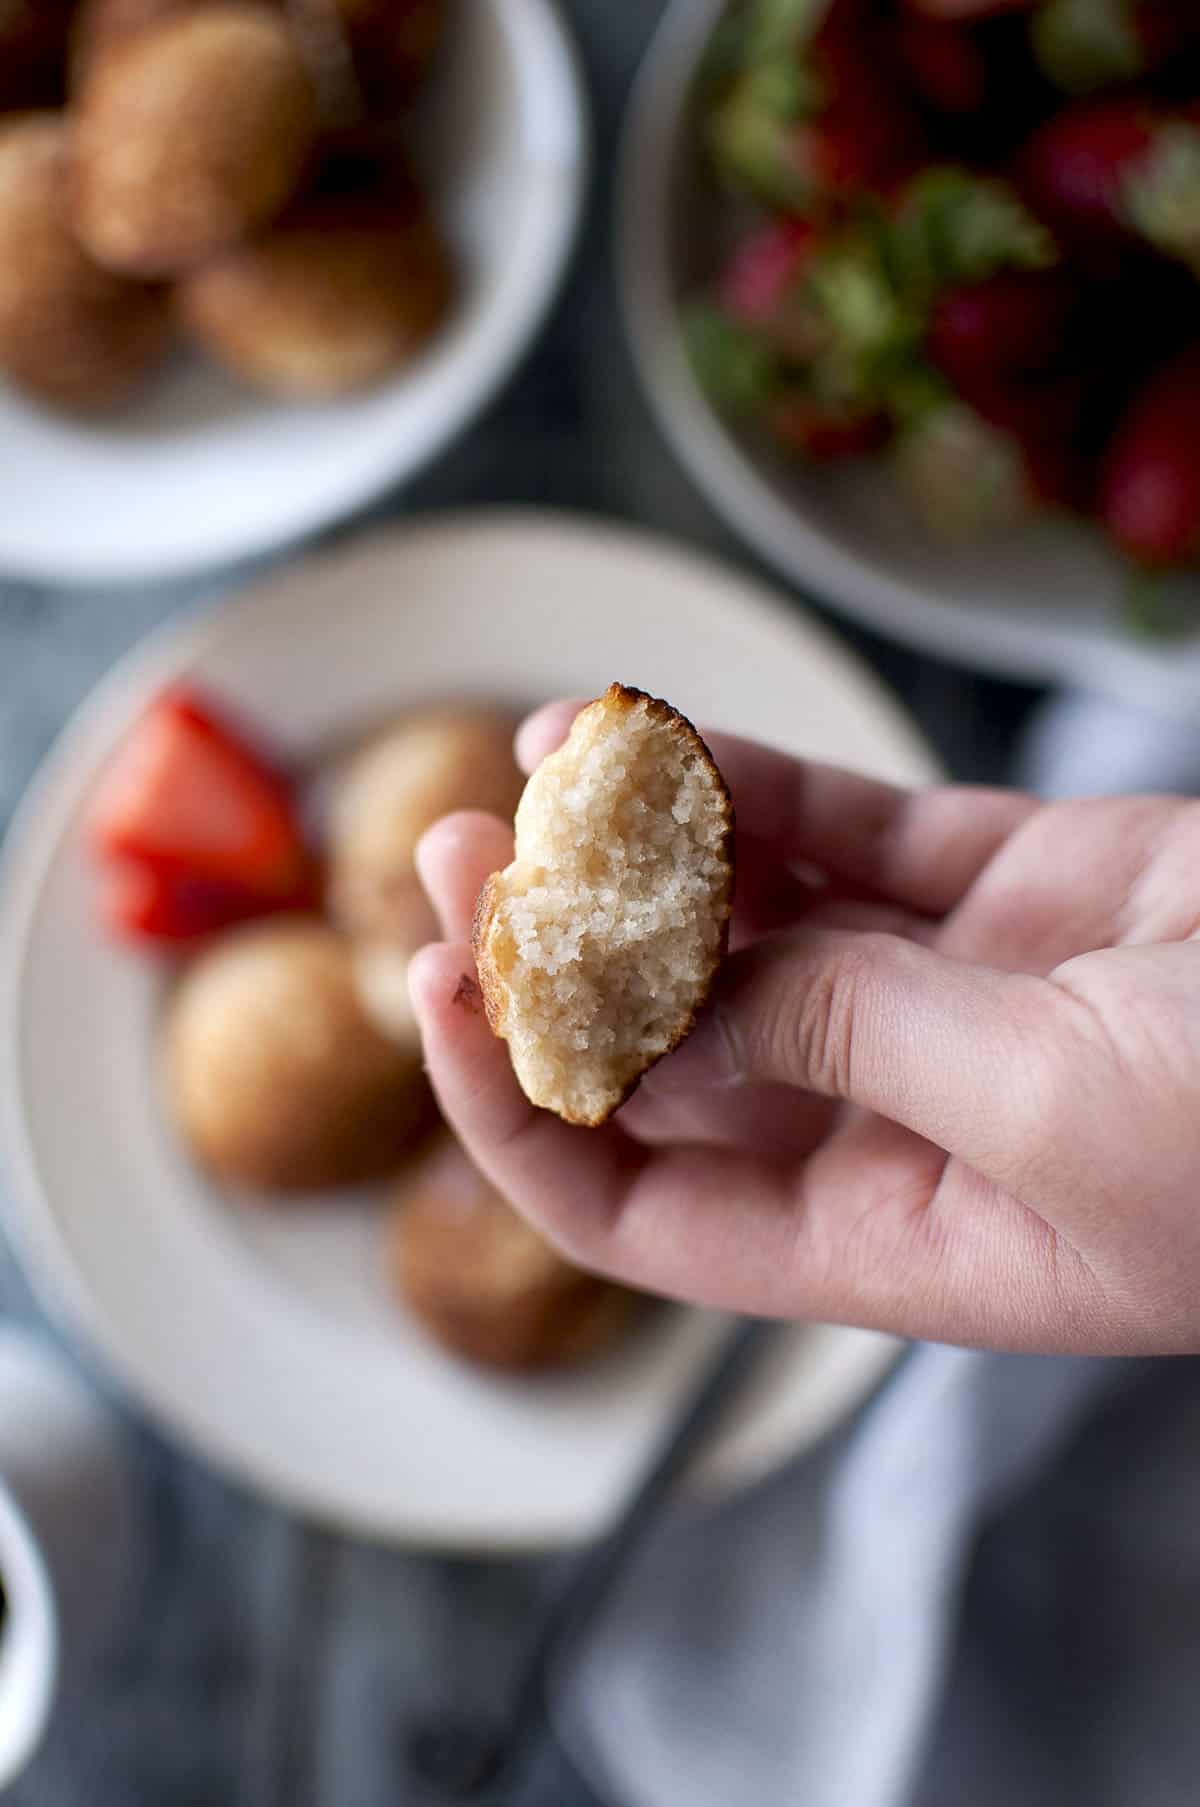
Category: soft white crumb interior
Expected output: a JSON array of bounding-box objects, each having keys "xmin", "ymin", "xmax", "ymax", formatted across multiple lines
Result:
[{"xmin": 486, "ymin": 695, "xmax": 730, "ymax": 1122}]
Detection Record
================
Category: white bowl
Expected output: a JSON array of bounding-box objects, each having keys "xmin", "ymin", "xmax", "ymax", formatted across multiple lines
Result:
[
  {"xmin": 0, "ymin": 511, "xmax": 936, "ymax": 1548},
  {"xmin": 618, "ymin": 0, "xmax": 1200, "ymax": 713},
  {"xmin": 0, "ymin": 0, "xmax": 586, "ymax": 588}
]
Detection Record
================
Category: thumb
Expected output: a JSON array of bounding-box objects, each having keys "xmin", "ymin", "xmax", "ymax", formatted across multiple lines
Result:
[{"xmin": 647, "ymin": 928, "xmax": 1082, "ymax": 1198}]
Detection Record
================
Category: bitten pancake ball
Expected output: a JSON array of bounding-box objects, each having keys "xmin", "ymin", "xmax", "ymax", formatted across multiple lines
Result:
[
  {"xmin": 474, "ymin": 685, "xmax": 735, "ymax": 1126},
  {"xmin": 389, "ymin": 1135, "xmax": 640, "ymax": 1369},
  {"xmin": 163, "ymin": 919, "xmax": 432, "ymax": 1191},
  {"xmin": 0, "ymin": 114, "xmax": 171, "ymax": 408}
]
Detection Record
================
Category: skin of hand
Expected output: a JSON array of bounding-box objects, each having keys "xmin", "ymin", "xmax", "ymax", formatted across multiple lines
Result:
[{"xmin": 409, "ymin": 701, "xmax": 1200, "ymax": 1357}]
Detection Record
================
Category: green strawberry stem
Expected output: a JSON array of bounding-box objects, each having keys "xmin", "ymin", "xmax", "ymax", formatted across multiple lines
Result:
[
  {"xmin": 683, "ymin": 303, "xmax": 779, "ymax": 413},
  {"xmin": 887, "ymin": 169, "xmax": 1057, "ymax": 304},
  {"xmin": 1031, "ymin": 0, "xmax": 1142, "ymax": 94},
  {"xmin": 1124, "ymin": 124, "xmax": 1200, "ymax": 271},
  {"xmin": 1122, "ymin": 569, "xmax": 1199, "ymax": 639}
]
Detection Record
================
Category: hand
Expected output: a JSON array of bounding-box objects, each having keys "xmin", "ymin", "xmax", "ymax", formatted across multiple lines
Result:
[{"xmin": 409, "ymin": 702, "xmax": 1200, "ymax": 1355}]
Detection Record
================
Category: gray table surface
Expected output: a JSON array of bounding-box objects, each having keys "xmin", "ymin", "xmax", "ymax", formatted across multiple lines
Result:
[{"xmin": 0, "ymin": 3, "xmax": 1042, "ymax": 1801}]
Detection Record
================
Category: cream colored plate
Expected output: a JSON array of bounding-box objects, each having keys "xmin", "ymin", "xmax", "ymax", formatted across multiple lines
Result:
[{"xmin": 0, "ymin": 513, "xmax": 936, "ymax": 1547}]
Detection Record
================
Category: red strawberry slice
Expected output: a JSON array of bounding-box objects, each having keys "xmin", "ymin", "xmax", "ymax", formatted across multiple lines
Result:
[
  {"xmin": 768, "ymin": 394, "xmax": 891, "ymax": 459},
  {"xmin": 719, "ymin": 219, "xmax": 819, "ymax": 325},
  {"xmin": 901, "ymin": 0, "xmax": 1037, "ymax": 16},
  {"xmin": 88, "ymin": 687, "xmax": 312, "ymax": 902},
  {"xmin": 808, "ymin": 17, "xmax": 928, "ymax": 195},
  {"xmin": 967, "ymin": 369, "xmax": 1095, "ymax": 507},
  {"xmin": 101, "ymin": 864, "xmax": 305, "ymax": 946},
  {"xmin": 896, "ymin": 17, "xmax": 990, "ymax": 114},
  {"xmin": 1016, "ymin": 97, "xmax": 1156, "ymax": 255},
  {"xmin": 927, "ymin": 267, "xmax": 1079, "ymax": 390}
]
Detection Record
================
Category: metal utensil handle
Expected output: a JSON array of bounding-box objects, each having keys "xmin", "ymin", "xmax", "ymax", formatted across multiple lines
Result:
[{"xmin": 503, "ymin": 1315, "xmax": 776, "ymax": 1755}]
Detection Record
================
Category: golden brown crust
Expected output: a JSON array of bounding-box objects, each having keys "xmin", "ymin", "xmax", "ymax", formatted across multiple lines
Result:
[
  {"xmin": 471, "ymin": 683, "xmax": 735, "ymax": 1129},
  {"xmin": 471, "ymin": 870, "xmax": 506, "ymax": 1039}
]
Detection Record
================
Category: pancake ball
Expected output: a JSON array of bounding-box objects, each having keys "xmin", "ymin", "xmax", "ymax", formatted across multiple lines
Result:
[
  {"xmin": 330, "ymin": 707, "xmax": 523, "ymax": 942},
  {"xmin": 73, "ymin": 5, "xmax": 318, "ymax": 277},
  {"xmin": 390, "ymin": 1137, "xmax": 640, "ymax": 1369},
  {"xmin": 163, "ymin": 919, "xmax": 432, "ymax": 1192},
  {"xmin": 0, "ymin": 115, "xmax": 170, "ymax": 408},
  {"xmin": 0, "ymin": 0, "xmax": 73, "ymax": 110},
  {"xmin": 69, "ymin": 0, "xmax": 216, "ymax": 89},
  {"xmin": 175, "ymin": 182, "xmax": 452, "ymax": 397},
  {"xmin": 325, "ymin": 707, "xmax": 522, "ymax": 1043}
]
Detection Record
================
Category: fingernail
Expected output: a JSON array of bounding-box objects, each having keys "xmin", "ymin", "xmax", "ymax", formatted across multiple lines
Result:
[{"xmin": 643, "ymin": 1006, "xmax": 744, "ymax": 1094}]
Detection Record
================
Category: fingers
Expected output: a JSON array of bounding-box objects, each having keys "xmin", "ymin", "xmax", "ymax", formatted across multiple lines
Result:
[
  {"xmin": 646, "ymin": 925, "xmax": 1083, "ymax": 1204},
  {"xmin": 415, "ymin": 811, "xmax": 513, "ymax": 942},
  {"xmin": 515, "ymin": 699, "xmax": 583, "ymax": 773},
  {"xmin": 408, "ymin": 941, "xmax": 799, "ymax": 1310},
  {"xmin": 617, "ymin": 1080, "xmax": 835, "ymax": 1161},
  {"xmin": 408, "ymin": 939, "xmax": 1111, "ymax": 1346},
  {"xmin": 406, "ymin": 939, "xmax": 643, "ymax": 1246},
  {"xmin": 517, "ymin": 700, "xmax": 1035, "ymax": 916},
  {"xmin": 731, "ymin": 757, "xmax": 1036, "ymax": 917}
]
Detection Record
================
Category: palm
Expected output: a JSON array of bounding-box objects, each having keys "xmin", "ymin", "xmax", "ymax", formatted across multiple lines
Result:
[
  {"xmin": 413, "ymin": 711, "xmax": 1200, "ymax": 1354},
  {"xmin": 791, "ymin": 798, "xmax": 1200, "ymax": 1347}
]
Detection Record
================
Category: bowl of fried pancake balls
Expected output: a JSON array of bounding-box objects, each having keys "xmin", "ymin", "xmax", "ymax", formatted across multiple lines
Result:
[
  {"xmin": 0, "ymin": 0, "xmax": 584, "ymax": 581},
  {"xmin": 85, "ymin": 685, "xmax": 648, "ymax": 1375}
]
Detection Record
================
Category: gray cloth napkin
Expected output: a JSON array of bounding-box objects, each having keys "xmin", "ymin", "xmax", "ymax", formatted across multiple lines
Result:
[
  {"xmin": 562, "ymin": 1349, "xmax": 1118, "ymax": 1807},
  {"xmin": 561, "ymin": 684, "xmax": 1200, "ymax": 1807}
]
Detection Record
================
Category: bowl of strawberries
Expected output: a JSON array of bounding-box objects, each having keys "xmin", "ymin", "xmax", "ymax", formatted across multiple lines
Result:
[{"xmin": 619, "ymin": 0, "xmax": 1200, "ymax": 705}]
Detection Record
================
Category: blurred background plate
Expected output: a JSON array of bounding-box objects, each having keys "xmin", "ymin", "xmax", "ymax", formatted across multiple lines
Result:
[
  {"xmin": 618, "ymin": 0, "xmax": 1200, "ymax": 716},
  {"xmin": 0, "ymin": 0, "xmax": 585, "ymax": 589},
  {"xmin": 0, "ymin": 512, "xmax": 936, "ymax": 1548}
]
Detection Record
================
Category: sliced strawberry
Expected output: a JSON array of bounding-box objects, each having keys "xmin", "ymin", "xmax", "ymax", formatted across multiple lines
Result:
[
  {"xmin": 896, "ymin": 17, "xmax": 990, "ymax": 114},
  {"xmin": 967, "ymin": 367, "xmax": 1095, "ymax": 506},
  {"xmin": 900, "ymin": 0, "xmax": 1038, "ymax": 16},
  {"xmin": 1100, "ymin": 343, "xmax": 1200, "ymax": 566},
  {"xmin": 709, "ymin": 2, "xmax": 925, "ymax": 212},
  {"xmin": 719, "ymin": 218, "xmax": 819, "ymax": 326},
  {"xmin": 101, "ymin": 864, "xmax": 304, "ymax": 946},
  {"xmin": 808, "ymin": 19, "xmax": 928, "ymax": 194},
  {"xmin": 1015, "ymin": 96, "xmax": 1156, "ymax": 256},
  {"xmin": 768, "ymin": 393, "xmax": 891, "ymax": 458},
  {"xmin": 927, "ymin": 267, "xmax": 1079, "ymax": 390},
  {"xmin": 88, "ymin": 687, "xmax": 311, "ymax": 901}
]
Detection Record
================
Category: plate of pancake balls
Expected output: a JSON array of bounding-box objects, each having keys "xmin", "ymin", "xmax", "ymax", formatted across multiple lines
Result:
[{"xmin": 0, "ymin": 519, "xmax": 914, "ymax": 1543}]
